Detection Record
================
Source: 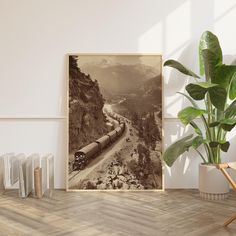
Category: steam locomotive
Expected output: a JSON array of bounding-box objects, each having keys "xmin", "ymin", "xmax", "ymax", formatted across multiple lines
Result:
[{"xmin": 73, "ymin": 121, "xmax": 125, "ymax": 171}]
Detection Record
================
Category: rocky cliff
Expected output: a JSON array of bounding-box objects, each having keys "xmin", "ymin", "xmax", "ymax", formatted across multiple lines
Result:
[{"xmin": 69, "ymin": 56, "xmax": 108, "ymax": 154}]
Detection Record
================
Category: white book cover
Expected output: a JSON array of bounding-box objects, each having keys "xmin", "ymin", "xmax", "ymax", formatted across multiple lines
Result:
[
  {"xmin": 10, "ymin": 156, "xmax": 19, "ymax": 185},
  {"xmin": 46, "ymin": 154, "xmax": 54, "ymax": 197},
  {"xmin": 0, "ymin": 156, "xmax": 4, "ymax": 191},
  {"xmin": 41, "ymin": 155, "xmax": 48, "ymax": 195},
  {"xmin": 2, "ymin": 153, "xmax": 17, "ymax": 189},
  {"xmin": 18, "ymin": 154, "xmax": 26, "ymax": 198},
  {"xmin": 18, "ymin": 162, "xmax": 25, "ymax": 198},
  {"xmin": 40, "ymin": 154, "xmax": 54, "ymax": 197},
  {"xmin": 48, "ymin": 154, "xmax": 54, "ymax": 191},
  {"xmin": 25, "ymin": 157, "xmax": 33, "ymax": 197},
  {"xmin": 3, "ymin": 154, "xmax": 11, "ymax": 187}
]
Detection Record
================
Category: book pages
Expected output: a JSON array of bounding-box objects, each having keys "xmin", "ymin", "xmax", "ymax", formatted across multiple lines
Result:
[{"xmin": 0, "ymin": 153, "xmax": 54, "ymax": 198}]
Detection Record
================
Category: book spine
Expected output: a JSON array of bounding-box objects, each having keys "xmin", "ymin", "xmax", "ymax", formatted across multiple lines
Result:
[{"xmin": 34, "ymin": 167, "xmax": 42, "ymax": 198}]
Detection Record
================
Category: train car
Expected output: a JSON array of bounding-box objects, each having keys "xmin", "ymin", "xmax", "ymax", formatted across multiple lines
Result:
[
  {"xmin": 115, "ymin": 127, "xmax": 122, "ymax": 136},
  {"xmin": 112, "ymin": 119, "xmax": 119, "ymax": 128},
  {"xmin": 109, "ymin": 112, "xmax": 119, "ymax": 121},
  {"xmin": 107, "ymin": 130, "xmax": 117, "ymax": 143},
  {"xmin": 120, "ymin": 122, "xmax": 125, "ymax": 132},
  {"xmin": 73, "ymin": 155, "xmax": 87, "ymax": 170},
  {"xmin": 73, "ymin": 142, "xmax": 99, "ymax": 170},
  {"xmin": 105, "ymin": 122, "xmax": 114, "ymax": 131},
  {"xmin": 73, "ymin": 111, "xmax": 126, "ymax": 171},
  {"xmin": 96, "ymin": 135, "xmax": 110, "ymax": 150}
]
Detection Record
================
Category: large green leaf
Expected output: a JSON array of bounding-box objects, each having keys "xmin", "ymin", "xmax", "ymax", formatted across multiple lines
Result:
[
  {"xmin": 186, "ymin": 82, "xmax": 226, "ymax": 110},
  {"xmin": 220, "ymin": 118, "xmax": 236, "ymax": 131},
  {"xmin": 209, "ymin": 141, "xmax": 230, "ymax": 152},
  {"xmin": 178, "ymin": 107, "xmax": 206, "ymax": 125},
  {"xmin": 186, "ymin": 84, "xmax": 207, "ymax": 100},
  {"xmin": 196, "ymin": 82, "xmax": 218, "ymax": 88},
  {"xmin": 209, "ymin": 141, "xmax": 219, "ymax": 148},
  {"xmin": 164, "ymin": 60, "xmax": 200, "ymax": 78},
  {"xmin": 202, "ymin": 49, "xmax": 219, "ymax": 81},
  {"xmin": 220, "ymin": 142, "xmax": 230, "ymax": 152},
  {"xmin": 163, "ymin": 135, "xmax": 193, "ymax": 167},
  {"xmin": 199, "ymin": 31, "xmax": 222, "ymax": 76},
  {"xmin": 225, "ymin": 100, "xmax": 236, "ymax": 118},
  {"xmin": 214, "ymin": 65, "xmax": 236, "ymax": 89},
  {"xmin": 208, "ymin": 86, "xmax": 227, "ymax": 111},
  {"xmin": 192, "ymin": 135, "xmax": 204, "ymax": 149},
  {"xmin": 186, "ymin": 82, "xmax": 218, "ymax": 100},
  {"xmin": 229, "ymin": 72, "xmax": 236, "ymax": 100},
  {"xmin": 209, "ymin": 121, "xmax": 220, "ymax": 127}
]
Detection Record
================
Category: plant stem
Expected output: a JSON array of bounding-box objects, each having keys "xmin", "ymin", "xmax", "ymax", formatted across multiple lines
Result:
[
  {"xmin": 196, "ymin": 149, "xmax": 207, "ymax": 163},
  {"xmin": 201, "ymin": 114, "xmax": 214, "ymax": 162},
  {"xmin": 205, "ymin": 143, "xmax": 214, "ymax": 163}
]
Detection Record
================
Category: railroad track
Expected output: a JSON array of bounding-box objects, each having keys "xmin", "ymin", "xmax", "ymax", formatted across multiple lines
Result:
[{"xmin": 69, "ymin": 109, "xmax": 126, "ymax": 179}]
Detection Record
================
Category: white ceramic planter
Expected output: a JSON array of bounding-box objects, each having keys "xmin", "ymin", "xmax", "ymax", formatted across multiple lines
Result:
[{"xmin": 199, "ymin": 164, "xmax": 229, "ymax": 200}]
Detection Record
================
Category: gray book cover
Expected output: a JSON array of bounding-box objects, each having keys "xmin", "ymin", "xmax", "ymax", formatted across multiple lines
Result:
[
  {"xmin": 28, "ymin": 154, "xmax": 40, "ymax": 196},
  {"xmin": 0, "ymin": 156, "xmax": 4, "ymax": 192},
  {"xmin": 2, "ymin": 153, "xmax": 18, "ymax": 189},
  {"xmin": 18, "ymin": 154, "xmax": 26, "ymax": 198},
  {"xmin": 41, "ymin": 155, "xmax": 47, "ymax": 195},
  {"xmin": 25, "ymin": 157, "xmax": 33, "ymax": 197}
]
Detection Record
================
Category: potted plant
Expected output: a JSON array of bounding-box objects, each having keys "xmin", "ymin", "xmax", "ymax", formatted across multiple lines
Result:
[{"xmin": 163, "ymin": 31, "xmax": 236, "ymax": 200}]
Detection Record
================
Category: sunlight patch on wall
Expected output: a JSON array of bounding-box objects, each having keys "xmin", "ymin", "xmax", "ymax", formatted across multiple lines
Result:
[
  {"xmin": 214, "ymin": 0, "xmax": 236, "ymax": 54},
  {"xmin": 214, "ymin": 0, "xmax": 236, "ymax": 19},
  {"xmin": 138, "ymin": 22, "xmax": 162, "ymax": 52},
  {"xmin": 166, "ymin": 0, "xmax": 191, "ymax": 56}
]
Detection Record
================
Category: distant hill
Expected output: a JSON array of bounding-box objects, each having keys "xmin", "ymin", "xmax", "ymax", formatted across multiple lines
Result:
[
  {"xmin": 80, "ymin": 63, "xmax": 159, "ymax": 97},
  {"xmin": 112, "ymin": 75, "xmax": 162, "ymax": 117},
  {"xmin": 139, "ymin": 75, "xmax": 162, "ymax": 104}
]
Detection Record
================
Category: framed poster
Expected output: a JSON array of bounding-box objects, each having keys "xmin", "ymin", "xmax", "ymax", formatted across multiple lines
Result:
[{"xmin": 67, "ymin": 54, "xmax": 163, "ymax": 191}]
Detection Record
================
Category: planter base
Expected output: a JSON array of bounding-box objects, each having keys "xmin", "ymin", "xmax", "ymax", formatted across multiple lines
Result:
[
  {"xmin": 199, "ymin": 164, "xmax": 229, "ymax": 200},
  {"xmin": 200, "ymin": 191, "xmax": 228, "ymax": 200}
]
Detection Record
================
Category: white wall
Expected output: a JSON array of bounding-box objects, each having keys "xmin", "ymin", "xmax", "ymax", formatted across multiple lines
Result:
[{"xmin": 1, "ymin": 0, "xmax": 236, "ymax": 188}]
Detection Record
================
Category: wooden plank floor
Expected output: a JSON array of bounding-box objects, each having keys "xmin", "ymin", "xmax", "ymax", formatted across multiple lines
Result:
[{"xmin": 1, "ymin": 190, "xmax": 236, "ymax": 236}]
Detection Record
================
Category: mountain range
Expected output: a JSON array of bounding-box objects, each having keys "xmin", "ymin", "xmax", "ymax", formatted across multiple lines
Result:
[{"xmin": 80, "ymin": 62, "xmax": 160, "ymax": 97}]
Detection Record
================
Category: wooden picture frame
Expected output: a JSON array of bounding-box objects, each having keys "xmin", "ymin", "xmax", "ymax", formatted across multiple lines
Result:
[{"xmin": 66, "ymin": 54, "xmax": 164, "ymax": 191}]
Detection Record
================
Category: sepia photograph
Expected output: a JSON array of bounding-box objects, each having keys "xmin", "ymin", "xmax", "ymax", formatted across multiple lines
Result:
[{"xmin": 68, "ymin": 54, "xmax": 163, "ymax": 190}]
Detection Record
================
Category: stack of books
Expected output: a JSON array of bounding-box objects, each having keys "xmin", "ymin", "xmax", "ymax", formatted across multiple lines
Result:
[{"xmin": 0, "ymin": 153, "xmax": 54, "ymax": 198}]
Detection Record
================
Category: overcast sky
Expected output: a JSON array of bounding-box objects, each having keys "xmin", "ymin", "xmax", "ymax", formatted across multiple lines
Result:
[{"xmin": 75, "ymin": 55, "xmax": 162, "ymax": 70}]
